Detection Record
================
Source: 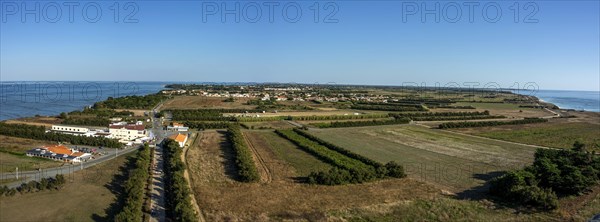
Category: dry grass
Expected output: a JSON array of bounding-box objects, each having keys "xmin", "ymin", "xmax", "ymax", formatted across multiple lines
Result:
[
  {"xmin": 161, "ymin": 96, "xmax": 256, "ymax": 110},
  {"xmin": 0, "ymin": 153, "xmax": 131, "ymax": 222},
  {"xmin": 186, "ymin": 130, "xmax": 440, "ymax": 221},
  {"xmin": 307, "ymin": 125, "xmax": 537, "ymax": 193}
]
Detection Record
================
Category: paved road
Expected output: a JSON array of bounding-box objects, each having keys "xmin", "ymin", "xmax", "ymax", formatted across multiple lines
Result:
[
  {"xmin": 149, "ymin": 108, "xmax": 167, "ymax": 222},
  {"xmin": 1, "ymin": 146, "xmax": 138, "ymax": 188}
]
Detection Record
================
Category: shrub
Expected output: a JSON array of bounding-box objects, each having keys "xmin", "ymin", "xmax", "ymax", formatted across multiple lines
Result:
[{"xmin": 226, "ymin": 125, "xmax": 260, "ymax": 182}]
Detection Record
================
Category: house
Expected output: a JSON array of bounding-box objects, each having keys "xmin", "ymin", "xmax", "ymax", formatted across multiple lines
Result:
[
  {"xmin": 166, "ymin": 122, "xmax": 189, "ymax": 132},
  {"xmin": 109, "ymin": 121, "xmax": 148, "ymax": 143},
  {"xmin": 168, "ymin": 133, "xmax": 188, "ymax": 147},
  {"xmin": 26, "ymin": 145, "xmax": 92, "ymax": 163}
]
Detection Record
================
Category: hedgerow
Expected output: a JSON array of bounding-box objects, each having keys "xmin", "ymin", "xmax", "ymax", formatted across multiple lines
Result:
[
  {"xmin": 438, "ymin": 118, "xmax": 548, "ymax": 129},
  {"xmin": 163, "ymin": 139, "xmax": 198, "ymax": 222},
  {"xmin": 311, "ymin": 117, "xmax": 410, "ymax": 128},
  {"xmin": 115, "ymin": 144, "xmax": 152, "ymax": 222},
  {"xmin": 226, "ymin": 125, "xmax": 260, "ymax": 182}
]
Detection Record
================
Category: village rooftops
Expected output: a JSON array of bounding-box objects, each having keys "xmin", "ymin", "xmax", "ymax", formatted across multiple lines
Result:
[{"xmin": 109, "ymin": 122, "xmax": 145, "ymax": 131}]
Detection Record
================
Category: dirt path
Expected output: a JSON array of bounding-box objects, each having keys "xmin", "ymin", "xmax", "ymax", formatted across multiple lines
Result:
[
  {"xmin": 242, "ymin": 131, "xmax": 273, "ymax": 183},
  {"xmin": 182, "ymin": 133, "xmax": 206, "ymax": 222}
]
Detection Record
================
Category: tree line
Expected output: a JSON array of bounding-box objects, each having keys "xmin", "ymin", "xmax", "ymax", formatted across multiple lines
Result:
[
  {"xmin": 0, "ymin": 123, "xmax": 123, "ymax": 148},
  {"xmin": 438, "ymin": 118, "xmax": 548, "ymax": 129},
  {"xmin": 389, "ymin": 111, "xmax": 490, "ymax": 118},
  {"xmin": 409, "ymin": 115, "xmax": 505, "ymax": 121},
  {"xmin": 115, "ymin": 144, "xmax": 153, "ymax": 222},
  {"xmin": 351, "ymin": 104, "xmax": 427, "ymax": 112},
  {"xmin": 288, "ymin": 113, "xmax": 389, "ymax": 121},
  {"xmin": 311, "ymin": 117, "xmax": 411, "ymax": 128},
  {"xmin": 0, "ymin": 174, "xmax": 66, "ymax": 197},
  {"xmin": 275, "ymin": 129, "xmax": 406, "ymax": 185},
  {"xmin": 226, "ymin": 125, "xmax": 260, "ymax": 182},
  {"xmin": 489, "ymin": 142, "xmax": 600, "ymax": 210},
  {"xmin": 61, "ymin": 117, "xmax": 111, "ymax": 127},
  {"xmin": 183, "ymin": 121, "xmax": 233, "ymax": 130},
  {"xmin": 93, "ymin": 94, "xmax": 166, "ymax": 109},
  {"xmin": 163, "ymin": 139, "xmax": 198, "ymax": 222}
]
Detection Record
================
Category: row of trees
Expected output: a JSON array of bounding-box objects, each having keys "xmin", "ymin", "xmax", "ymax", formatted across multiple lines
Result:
[
  {"xmin": 355, "ymin": 101, "xmax": 425, "ymax": 109},
  {"xmin": 65, "ymin": 107, "xmax": 133, "ymax": 118},
  {"xmin": 288, "ymin": 113, "xmax": 389, "ymax": 121},
  {"xmin": 409, "ymin": 115, "xmax": 505, "ymax": 121},
  {"xmin": 163, "ymin": 139, "xmax": 198, "ymax": 222},
  {"xmin": 235, "ymin": 116, "xmax": 285, "ymax": 122},
  {"xmin": 389, "ymin": 111, "xmax": 490, "ymax": 118},
  {"xmin": 275, "ymin": 129, "xmax": 406, "ymax": 185},
  {"xmin": 1, "ymin": 174, "xmax": 66, "ymax": 197},
  {"xmin": 226, "ymin": 125, "xmax": 260, "ymax": 182},
  {"xmin": 115, "ymin": 144, "xmax": 153, "ymax": 222},
  {"xmin": 351, "ymin": 104, "xmax": 427, "ymax": 112},
  {"xmin": 438, "ymin": 118, "xmax": 548, "ymax": 129},
  {"xmin": 170, "ymin": 109, "xmax": 234, "ymax": 121},
  {"xmin": 93, "ymin": 94, "xmax": 166, "ymax": 109},
  {"xmin": 489, "ymin": 142, "xmax": 600, "ymax": 210},
  {"xmin": 0, "ymin": 123, "xmax": 123, "ymax": 148},
  {"xmin": 182, "ymin": 121, "xmax": 232, "ymax": 130},
  {"xmin": 311, "ymin": 117, "xmax": 411, "ymax": 128},
  {"xmin": 62, "ymin": 117, "xmax": 111, "ymax": 126}
]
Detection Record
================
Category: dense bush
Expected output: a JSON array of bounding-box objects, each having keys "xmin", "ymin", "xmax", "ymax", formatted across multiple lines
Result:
[
  {"xmin": 93, "ymin": 94, "xmax": 166, "ymax": 109},
  {"xmin": 62, "ymin": 117, "xmax": 111, "ymax": 126},
  {"xmin": 226, "ymin": 125, "xmax": 260, "ymax": 182},
  {"xmin": 489, "ymin": 143, "xmax": 600, "ymax": 210},
  {"xmin": 163, "ymin": 139, "xmax": 198, "ymax": 222},
  {"xmin": 115, "ymin": 144, "xmax": 152, "ymax": 222},
  {"xmin": 170, "ymin": 109, "xmax": 235, "ymax": 121},
  {"xmin": 68, "ymin": 107, "xmax": 134, "ymax": 118},
  {"xmin": 0, "ymin": 123, "xmax": 123, "ymax": 148},
  {"xmin": 1, "ymin": 174, "xmax": 66, "ymax": 197},
  {"xmin": 438, "ymin": 118, "xmax": 548, "ymax": 129},
  {"xmin": 235, "ymin": 116, "xmax": 285, "ymax": 122},
  {"xmin": 183, "ymin": 121, "xmax": 232, "ymax": 129},
  {"xmin": 311, "ymin": 117, "xmax": 410, "ymax": 128}
]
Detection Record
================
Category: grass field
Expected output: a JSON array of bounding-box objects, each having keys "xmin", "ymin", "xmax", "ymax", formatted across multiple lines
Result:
[
  {"xmin": 0, "ymin": 152, "xmax": 62, "ymax": 173},
  {"xmin": 307, "ymin": 125, "xmax": 538, "ymax": 192},
  {"xmin": 0, "ymin": 153, "xmax": 132, "ymax": 222},
  {"xmin": 186, "ymin": 130, "xmax": 441, "ymax": 221},
  {"xmin": 460, "ymin": 122, "xmax": 600, "ymax": 151},
  {"xmin": 0, "ymin": 136, "xmax": 62, "ymax": 172},
  {"xmin": 245, "ymin": 131, "xmax": 331, "ymax": 176}
]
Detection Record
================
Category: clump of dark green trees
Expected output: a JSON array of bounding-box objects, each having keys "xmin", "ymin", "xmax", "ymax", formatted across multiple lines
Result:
[
  {"xmin": 489, "ymin": 142, "xmax": 600, "ymax": 210},
  {"xmin": 115, "ymin": 144, "xmax": 153, "ymax": 222},
  {"xmin": 163, "ymin": 139, "xmax": 198, "ymax": 222}
]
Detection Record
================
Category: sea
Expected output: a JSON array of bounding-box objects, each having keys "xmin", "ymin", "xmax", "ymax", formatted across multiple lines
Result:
[
  {"xmin": 0, "ymin": 82, "xmax": 168, "ymax": 121},
  {"xmin": 513, "ymin": 89, "xmax": 600, "ymax": 112},
  {"xmin": 1, "ymin": 82, "xmax": 599, "ymax": 121}
]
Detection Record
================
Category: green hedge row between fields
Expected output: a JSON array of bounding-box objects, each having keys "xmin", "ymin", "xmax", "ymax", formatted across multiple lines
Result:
[
  {"xmin": 288, "ymin": 113, "xmax": 390, "ymax": 121},
  {"xmin": 182, "ymin": 121, "xmax": 233, "ymax": 129},
  {"xmin": 438, "ymin": 118, "xmax": 548, "ymax": 129},
  {"xmin": 0, "ymin": 122, "xmax": 123, "ymax": 148},
  {"xmin": 389, "ymin": 111, "xmax": 490, "ymax": 118},
  {"xmin": 226, "ymin": 125, "xmax": 260, "ymax": 182},
  {"xmin": 163, "ymin": 139, "xmax": 198, "ymax": 222},
  {"xmin": 115, "ymin": 144, "xmax": 152, "ymax": 222},
  {"xmin": 351, "ymin": 104, "xmax": 428, "ymax": 112},
  {"xmin": 311, "ymin": 117, "xmax": 411, "ymax": 128}
]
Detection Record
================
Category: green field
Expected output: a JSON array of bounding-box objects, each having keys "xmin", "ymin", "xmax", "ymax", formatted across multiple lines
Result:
[
  {"xmin": 307, "ymin": 125, "xmax": 537, "ymax": 191},
  {"xmin": 474, "ymin": 122, "xmax": 600, "ymax": 150},
  {"xmin": 252, "ymin": 131, "xmax": 332, "ymax": 176},
  {"xmin": 0, "ymin": 152, "xmax": 62, "ymax": 173}
]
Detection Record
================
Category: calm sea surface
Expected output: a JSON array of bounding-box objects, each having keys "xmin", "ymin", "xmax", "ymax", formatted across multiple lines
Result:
[
  {"xmin": 513, "ymin": 89, "xmax": 600, "ymax": 112},
  {"xmin": 0, "ymin": 82, "xmax": 168, "ymax": 121},
  {"xmin": 1, "ymin": 82, "xmax": 599, "ymax": 121}
]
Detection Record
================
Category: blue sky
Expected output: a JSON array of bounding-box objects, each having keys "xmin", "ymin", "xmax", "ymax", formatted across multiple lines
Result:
[{"xmin": 1, "ymin": 1, "xmax": 599, "ymax": 91}]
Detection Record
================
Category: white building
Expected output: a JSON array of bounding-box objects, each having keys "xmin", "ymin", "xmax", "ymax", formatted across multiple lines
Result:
[
  {"xmin": 109, "ymin": 121, "xmax": 148, "ymax": 142},
  {"xmin": 51, "ymin": 125, "xmax": 89, "ymax": 135}
]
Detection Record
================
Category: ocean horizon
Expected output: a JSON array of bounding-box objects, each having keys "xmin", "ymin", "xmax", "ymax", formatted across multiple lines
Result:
[{"xmin": 0, "ymin": 81, "xmax": 598, "ymax": 121}]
